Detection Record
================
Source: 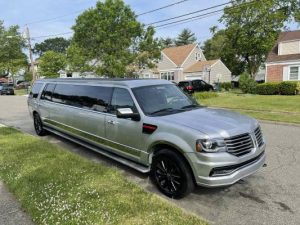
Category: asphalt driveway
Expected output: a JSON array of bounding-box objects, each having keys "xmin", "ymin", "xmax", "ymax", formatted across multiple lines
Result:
[{"xmin": 0, "ymin": 96, "xmax": 299, "ymax": 225}]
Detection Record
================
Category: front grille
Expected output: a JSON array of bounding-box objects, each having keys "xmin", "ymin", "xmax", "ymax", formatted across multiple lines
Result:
[
  {"xmin": 254, "ymin": 126, "xmax": 264, "ymax": 147},
  {"xmin": 225, "ymin": 133, "xmax": 254, "ymax": 157}
]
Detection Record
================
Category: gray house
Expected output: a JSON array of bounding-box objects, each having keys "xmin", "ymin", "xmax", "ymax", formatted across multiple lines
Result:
[{"xmin": 139, "ymin": 43, "xmax": 231, "ymax": 84}]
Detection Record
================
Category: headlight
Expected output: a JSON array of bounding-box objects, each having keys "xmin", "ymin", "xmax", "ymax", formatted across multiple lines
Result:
[{"xmin": 196, "ymin": 139, "xmax": 227, "ymax": 153}]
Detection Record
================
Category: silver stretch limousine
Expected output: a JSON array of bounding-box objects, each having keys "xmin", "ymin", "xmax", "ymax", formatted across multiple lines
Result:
[{"xmin": 28, "ymin": 79, "xmax": 266, "ymax": 198}]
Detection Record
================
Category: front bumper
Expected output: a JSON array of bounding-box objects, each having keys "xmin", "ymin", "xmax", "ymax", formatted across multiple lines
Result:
[{"xmin": 186, "ymin": 143, "xmax": 266, "ymax": 187}]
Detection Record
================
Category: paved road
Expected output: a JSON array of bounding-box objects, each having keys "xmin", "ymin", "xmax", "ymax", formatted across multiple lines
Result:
[{"xmin": 1, "ymin": 96, "xmax": 299, "ymax": 225}]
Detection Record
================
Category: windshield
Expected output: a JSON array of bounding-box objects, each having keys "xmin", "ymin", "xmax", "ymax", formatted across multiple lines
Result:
[{"xmin": 132, "ymin": 84, "xmax": 199, "ymax": 116}]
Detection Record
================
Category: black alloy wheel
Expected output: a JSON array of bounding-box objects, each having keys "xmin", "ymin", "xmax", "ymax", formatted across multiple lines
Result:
[
  {"xmin": 151, "ymin": 149, "xmax": 194, "ymax": 198},
  {"xmin": 33, "ymin": 113, "xmax": 47, "ymax": 136}
]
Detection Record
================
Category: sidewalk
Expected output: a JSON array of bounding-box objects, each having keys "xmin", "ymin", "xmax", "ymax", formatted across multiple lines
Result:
[{"xmin": 0, "ymin": 181, "xmax": 33, "ymax": 225}]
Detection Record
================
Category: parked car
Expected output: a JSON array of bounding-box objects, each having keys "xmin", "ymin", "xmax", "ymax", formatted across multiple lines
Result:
[
  {"xmin": 16, "ymin": 81, "xmax": 30, "ymax": 89},
  {"xmin": 178, "ymin": 80, "xmax": 214, "ymax": 94},
  {"xmin": 28, "ymin": 79, "xmax": 266, "ymax": 198},
  {"xmin": 0, "ymin": 84, "xmax": 14, "ymax": 95}
]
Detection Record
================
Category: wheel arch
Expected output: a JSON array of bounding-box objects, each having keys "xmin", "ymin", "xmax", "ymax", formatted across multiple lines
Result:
[{"xmin": 149, "ymin": 142, "xmax": 197, "ymax": 184}]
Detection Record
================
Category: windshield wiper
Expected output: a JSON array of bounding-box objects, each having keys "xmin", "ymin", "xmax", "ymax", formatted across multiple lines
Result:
[
  {"xmin": 181, "ymin": 104, "xmax": 199, "ymax": 109},
  {"xmin": 150, "ymin": 108, "xmax": 181, "ymax": 115}
]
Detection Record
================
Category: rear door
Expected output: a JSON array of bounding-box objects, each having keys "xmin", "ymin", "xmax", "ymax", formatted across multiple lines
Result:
[
  {"xmin": 39, "ymin": 83, "xmax": 56, "ymax": 123},
  {"xmin": 105, "ymin": 87, "xmax": 143, "ymax": 161}
]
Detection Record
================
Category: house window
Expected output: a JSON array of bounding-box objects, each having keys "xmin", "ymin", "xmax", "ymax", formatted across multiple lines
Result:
[
  {"xmin": 160, "ymin": 72, "xmax": 174, "ymax": 81},
  {"xmin": 289, "ymin": 67, "xmax": 299, "ymax": 80},
  {"xmin": 195, "ymin": 52, "xmax": 201, "ymax": 61}
]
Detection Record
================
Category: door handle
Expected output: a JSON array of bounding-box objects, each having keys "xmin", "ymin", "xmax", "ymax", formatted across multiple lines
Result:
[{"xmin": 107, "ymin": 120, "xmax": 119, "ymax": 125}]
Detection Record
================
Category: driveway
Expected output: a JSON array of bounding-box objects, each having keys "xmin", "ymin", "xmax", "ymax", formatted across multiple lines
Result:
[{"xmin": 0, "ymin": 96, "xmax": 299, "ymax": 225}]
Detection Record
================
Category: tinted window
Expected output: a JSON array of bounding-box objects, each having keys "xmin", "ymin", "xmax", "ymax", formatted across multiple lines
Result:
[
  {"xmin": 178, "ymin": 81, "xmax": 189, "ymax": 87},
  {"xmin": 110, "ymin": 88, "xmax": 137, "ymax": 114},
  {"xmin": 133, "ymin": 84, "xmax": 197, "ymax": 116},
  {"xmin": 41, "ymin": 83, "xmax": 56, "ymax": 101},
  {"xmin": 52, "ymin": 84, "xmax": 112, "ymax": 112},
  {"xmin": 30, "ymin": 83, "xmax": 43, "ymax": 99}
]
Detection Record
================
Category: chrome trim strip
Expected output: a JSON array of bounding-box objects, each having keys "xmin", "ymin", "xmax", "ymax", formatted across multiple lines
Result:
[{"xmin": 43, "ymin": 118, "xmax": 141, "ymax": 157}]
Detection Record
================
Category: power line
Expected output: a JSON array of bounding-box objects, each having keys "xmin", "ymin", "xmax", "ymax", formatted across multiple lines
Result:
[
  {"xmin": 31, "ymin": 31, "xmax": 73, "ymax": 40},
  {"xmin": 24, "ymin": 0, "xmax": 190, "ymax": 26},
  {"xmin": 153, "ymin": 0, "xmax": 258, "ymax": 29},
  {"xmin": 24, "ymin": 10, "xmax": 84, "ymax": 26},
  {"xmin": 137, "ymin": 0, "xmax": 189, "ymax": 16},
  {"xmin": 146, "ymin": 1, "xmax": 231, "ymax": 26}
]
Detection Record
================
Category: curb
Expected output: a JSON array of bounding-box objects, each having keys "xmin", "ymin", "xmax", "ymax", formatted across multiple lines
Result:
[{"xmin": 258, "ymin": 120, "xmax": 300, "ymax": 127}]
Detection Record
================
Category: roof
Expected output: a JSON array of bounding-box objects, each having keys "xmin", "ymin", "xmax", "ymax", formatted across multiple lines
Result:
[
  {"xmin": 36, "ymin": 78, "xmax": 171, "ymax": 88},
  {"xmin": 184, "ymin": 59, "xmax": 219, "ymax": 73},
  {"xmin": 266, "ymin": 30, "xmax": 300, "ymax": 63},
  {"xmin": 162, "ymin": 43, "xmax": 196, "ymax": 66}
]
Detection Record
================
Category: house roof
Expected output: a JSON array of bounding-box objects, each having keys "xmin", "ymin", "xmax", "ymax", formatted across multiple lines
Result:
[
  {"xmin": 184, "ymin": 59, "xmax": 219, "ymax": 73},
  {"xmin": 162, "ymin": 43, "xmax": 196, "ymax": 66},
  {"xmin": 266, "ymin": 30, "xmax": 300, "ymax": 63}
]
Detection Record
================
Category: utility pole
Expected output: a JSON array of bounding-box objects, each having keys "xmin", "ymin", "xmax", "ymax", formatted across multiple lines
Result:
[{"xmin": 25, "ymin": 26, "xmax": 36, "ymax": 82}]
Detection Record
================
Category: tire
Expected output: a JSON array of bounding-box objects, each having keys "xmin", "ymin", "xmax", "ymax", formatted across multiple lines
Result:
[
  {"xmin": 151, "ymin": 149, "xmax": 195, "ymax": 199},
  {"xmin": 33, "ymin": 113, "xmax": 47, "ymax": 136}
]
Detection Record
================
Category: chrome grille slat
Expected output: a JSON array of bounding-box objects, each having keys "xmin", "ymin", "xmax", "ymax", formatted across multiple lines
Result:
[
  {"xmin": 225, "ymin": 133, "xmax": 254, "ymax": 157},
  {"xmin": 254, "ymin": 127, "xmax": 264, "ymax": 147}
]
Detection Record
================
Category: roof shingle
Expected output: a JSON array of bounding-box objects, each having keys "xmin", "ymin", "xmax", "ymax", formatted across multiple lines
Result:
[
  {"xmin": 162, "ymin": 43, "xmax": 196, "ymax": 66},
  {"xmin": 184, "ymin": 59, "xmax": 219, "ymax": 73},
  {"xmin": 266, "ymin": 30, "xmax": 300, "ymax": 63}
]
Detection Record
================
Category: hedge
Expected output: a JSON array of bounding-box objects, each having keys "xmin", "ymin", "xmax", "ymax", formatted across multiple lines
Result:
[
  {"xmin": 256, "ymin": 81, "xmax": 300, "ymax": 95},
  {"xmin": 219, "ymin": 82, "xmax": 232, "ymax": 91},
  {"xmin": 256, "ymin": 82, "xmax": 280, "ymax": 95}
]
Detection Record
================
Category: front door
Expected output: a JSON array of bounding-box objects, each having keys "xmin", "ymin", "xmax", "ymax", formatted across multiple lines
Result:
[{"xmin": 105, "ymin": 88, "xmax": 143, "ymax": 161}]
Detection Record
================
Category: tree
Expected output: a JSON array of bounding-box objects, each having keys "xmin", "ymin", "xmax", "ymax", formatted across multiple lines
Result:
[
  {"xmin": 202, "ymin": 29, "xmax": 245, "ymax": 75},
  {"xmin": 175, "ymin": 28, "xmax": 197, "ymax": 46},
  {"xmin": 39, "ymin": 51, "xmax": 67, "ymax": 78},
  {"xmin": 72, "ymin": 0, "xmax": 159, "ymax": 77},
  {"xmin": 160, "ymin": 37, "xmax": 174, "ymax": 48},
  {"xmin": 33, "ymin": 37, "xmax": 71, "ymax": 56},
  {"xmin": 66, "ymin": 43, "xmax": 92, "ymax": 74},
  {"xmin": 0, "ymin": 21, "xmax": 27, "ymax": 80},
  {"xmin": 220, "ymin": 0, "xmax": 299, "ymax": 78}
]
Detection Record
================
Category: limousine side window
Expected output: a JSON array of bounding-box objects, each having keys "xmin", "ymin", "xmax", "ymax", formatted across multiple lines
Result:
[
  {"xmin": 29, "ymin": 83, "xmax": 43, "ymax": 99},
  {"xmin": 52, "ymin": 84, "xmax": 112, "ymax": 112},
  {"xmin": 41, "ymin": 83, "xmax": 56, "ymax": 101},
  {"xmin": 110, "ymin": 88, "xmax": 137, "ymax": 114}
]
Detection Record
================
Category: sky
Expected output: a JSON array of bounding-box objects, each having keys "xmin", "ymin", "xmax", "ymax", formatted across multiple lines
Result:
[{"xmin": 0, "ymin": 0, "xmax": 299, "ymax": 46}]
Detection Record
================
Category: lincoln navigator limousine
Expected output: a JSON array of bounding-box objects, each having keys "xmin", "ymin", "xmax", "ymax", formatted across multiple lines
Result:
[{"xmin": 28, "ymin": 79, "xmax": 266, "ymax": 198}]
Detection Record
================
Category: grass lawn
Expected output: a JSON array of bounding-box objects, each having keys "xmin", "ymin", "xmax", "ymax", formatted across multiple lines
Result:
[
  {"xmin": 0, "ymin": 127, "xmax": 207, "ymax": 225},
  {"xmin": 14, "ymin": 88, "xmax": 28, "ymax": 96},
  {"xmin": 198, "ymin": 92, "xmax": 300, "ymax": 124}
]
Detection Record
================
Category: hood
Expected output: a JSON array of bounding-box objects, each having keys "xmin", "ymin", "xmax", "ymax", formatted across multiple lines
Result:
[{"xmin": 156, "ymin": 107, "xmax": 258, "ymax": 138}]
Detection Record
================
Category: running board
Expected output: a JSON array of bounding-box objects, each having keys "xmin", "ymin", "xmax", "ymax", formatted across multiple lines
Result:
[{"xmin": 44, "ymin": 127, "xmax": 150, "ymax": 173}]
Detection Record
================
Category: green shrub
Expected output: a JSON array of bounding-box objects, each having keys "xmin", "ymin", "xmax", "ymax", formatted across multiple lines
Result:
[
  {"xmin": 220, "ymin": 82, "xmax": 232, "ymax": 91},
  {"xmin": 279, "ymin": 81, "xmax": 298, "ymax": 95},
  {"xmin": 256, "ymin": 82, "xmax": 280, "ymax": 95},
  {"xmin": 239, "ymin": 72, "xmax": 257, "ymax": 94},
  {"xmin": 194, "ymin": 91, "xmax": 218, "ymax": 100},
  {"xmin": 296, "ymin": 82, "xmax": 300, "ymax": 94}
]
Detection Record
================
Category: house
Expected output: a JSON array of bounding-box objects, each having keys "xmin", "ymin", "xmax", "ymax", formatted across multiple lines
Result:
[
  {"xmin": 265, "ymin": 30, "xmax": 300, "ymax": 82},
  {"xmin": 139, "ymin": 43, "xmax": 231, "ymax": 84}
]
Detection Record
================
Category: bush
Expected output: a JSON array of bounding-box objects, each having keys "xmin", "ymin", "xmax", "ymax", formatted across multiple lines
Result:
[
  {"xmin": 256, "ymin": 82, "xmax": 280, "ymax": 95},
  {"xmin": 239, "ymin": 72, "xmax": 257, "ymax": 94},
  {"xmin": 220, "ymin": 82, "xmax": 232, "ymax": 91},
  {"xmin": 279, "ymin": 81, "xmax": 298, "ymax": 95},
  {"xmin": 193, "ymin": 91, "xmax": 218, "ymax": 100}
]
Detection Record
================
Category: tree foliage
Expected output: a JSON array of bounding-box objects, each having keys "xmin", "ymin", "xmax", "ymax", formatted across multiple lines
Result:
[
  {"xmin": 66, "ymin": 43, "xmax": 92, "ymax": 74},
  {"xmin": 0, "ymin": 21, "xmax": 27, "ymax": 77},
  {"xmin": 219, "ymin": 0, "xmax": 299, "ymax": 78},
  {"xmin": 239, "ymin": 72, "xmax": 257, "ymax": 94},
  {"xmin": 39, "ymin": 51, "xmax": 67, "ymax": 78},
  {"xmin": 160, "ymin": 37, "xmax": 174, "ymax": 48},
  {"xmin": 71, "ymin": 0, "xmax": 160, "ymax": 77},
  {"xmin": 33, "ymin": 37, "xmax": 71, "ymax": 56},
  {"xmin": 175, "ymin": 28, "xmax": 197, "ymax": 46},
  {"xmin": 202, "ymin": 29, "xmax": 246, "ymax": 75}
]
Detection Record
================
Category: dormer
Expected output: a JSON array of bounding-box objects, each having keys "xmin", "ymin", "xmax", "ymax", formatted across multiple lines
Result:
[{"xmin": 278, "ymin": 39, "xmax": 300, "ymax": 55}]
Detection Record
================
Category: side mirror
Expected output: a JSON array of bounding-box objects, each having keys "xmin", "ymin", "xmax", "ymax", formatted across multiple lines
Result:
[{"xmin": 116, "ymin": 108, "xmax": 140, "ymax": 121}]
